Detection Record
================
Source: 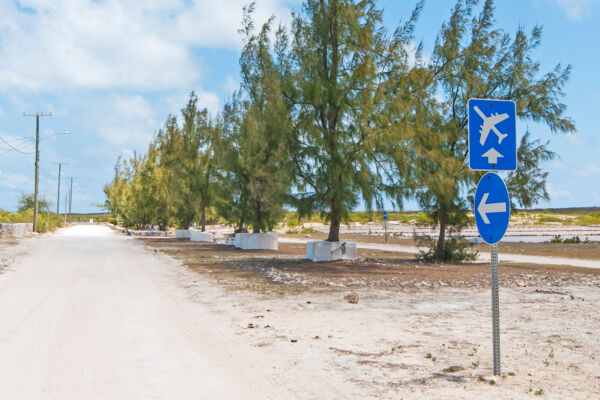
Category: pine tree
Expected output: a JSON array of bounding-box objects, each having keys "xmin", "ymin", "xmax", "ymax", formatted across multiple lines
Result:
[
  {"xmin": 155, "ymin": 93, "xmax": 215, "ymax": 230},
  {"xmin": 213, "ymin": 5, "xmax": 293, "ymax": 233},
  {"xmin": 411, "ymin": 0, "xmax": 574, "ymax": 260},
  {"xmin": 280, "ymin": 0, "xmax": 423, "ymax": 242}
]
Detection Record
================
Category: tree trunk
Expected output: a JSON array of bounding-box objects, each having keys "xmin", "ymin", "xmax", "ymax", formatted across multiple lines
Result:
[
  {"xmin": 253, "ymin": 201, "xmax": 262, "ymax": 233},
  {"xmin": 437, "ymin": 205, "xmax": 447, "ymax": 256},
  {"xmin": 327, "ymin": 199, "xmax": 341, "ymax": 242},
  {"xmin": 200, "ymin": 194, "xmax": 206, "ymax": 232}
]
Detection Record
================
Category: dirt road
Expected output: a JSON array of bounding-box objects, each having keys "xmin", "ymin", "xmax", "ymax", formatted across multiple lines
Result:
[
  {"xmin": 0, "ymin": 225, "xmax": 348, "ymax": 399},
  {"xmin": 1, "ymin": 225, "xmax": 598, "ymax": 399}
]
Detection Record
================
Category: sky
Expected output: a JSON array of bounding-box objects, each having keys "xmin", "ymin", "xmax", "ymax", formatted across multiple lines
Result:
[{"xmin": 0, "ymin": 0, "xmax": 597, "ymax": 213}]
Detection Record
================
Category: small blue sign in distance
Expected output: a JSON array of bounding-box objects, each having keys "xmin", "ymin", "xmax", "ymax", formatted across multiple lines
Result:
[
  {"xmin": 468, "ymin": 98, "xmax": 517, "ymax": 171},
  {"xmin": 383, "ymin": 211, "xmax": 388, "ymax": 220},
  {"xmin": 474, "ymin": 172, "xmax": 511, "ymax": 244}
]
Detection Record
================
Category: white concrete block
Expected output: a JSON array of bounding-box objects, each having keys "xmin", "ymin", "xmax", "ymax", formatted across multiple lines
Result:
[
  {"xmin": 175, "ymin": 229, "xmax": 190, "ymax": 239},
  {"xmin": 189, "ymin": 230, "xmax": 214, "ymax": 242},
  {"xmin": 234, "ymin": 233, "xmax": 246, "ymax": 248},
  {"xmin": 306, "ymin": 241, "xmax": 317, "ymax": 260},
  {"xmin": 306, "ymin": 240, "xmax": 358, "ymax": 262},
  {"xmin": 235, "ymin": 232, "xmax": 278, "ymax": 250}
]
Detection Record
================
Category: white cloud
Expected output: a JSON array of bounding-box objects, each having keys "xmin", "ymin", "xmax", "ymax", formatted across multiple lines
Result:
[
  {"xmin": 547, "ymin": 183, "xmax": 572, "ymax": 199},
  {"xmin": 0, "ymin": 0, "xmax": 295, "ymax": 93},
  {"xmin": 564, "ymin": 133, "xmax": 586, "ymax": 147},
  {"xmin": 573, "ymin": 162, "xmax": 600, "ymax": 176},
  {"xmin": 162, "ymin": 88, "xmax": 220, "ymax": 119},
  {"xmin": 175, "ymin": 0, "xmax": 297, "ymax": 49},
  {"xmin": 556, "ymin": 0, "xmax": 594, "ymax": 20},
  {"xmin": 547, "ymin": 159, "xmax": 568, "ymax": 171},
  {"xmin": 0, "ymin": 170, "xmax": 31, "ymax": 190},
  {"xmin": 95, "ymin": 94, "xmax": 157, "ymax": 147},
  {"xmin": 224, "ymin": 74, "xmax": 240, "ymax": 95}
]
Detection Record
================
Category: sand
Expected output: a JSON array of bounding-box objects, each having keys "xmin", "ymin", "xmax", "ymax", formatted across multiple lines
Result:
[{"xmin": 0, "ymin": 225, "xmax": 598, "ymax": 399}]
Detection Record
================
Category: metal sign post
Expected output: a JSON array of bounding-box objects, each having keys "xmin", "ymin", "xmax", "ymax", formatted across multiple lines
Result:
[
  {"xmin": 475, "ymin": 172, "xmax": 510, "ymax": 376},
  {"xmin": 491, "ymin": 243, "xmax": 501, "ymax": 375},
  {"xmin": 383, "ymin": 211, "xmax": 388, "ymax": 243},
  {"xmin": 470, "ymin": 97, "xmax": 517, "ymax": 377}
]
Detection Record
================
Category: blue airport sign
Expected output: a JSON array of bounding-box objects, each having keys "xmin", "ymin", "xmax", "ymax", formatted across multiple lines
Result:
[
  {"xmin": 468, "ymin": 98, "xmax": 517, "ymax": 171},
  {"xmin": 475, "ymin": 172, "xmax": 511, "ymax": 244}
]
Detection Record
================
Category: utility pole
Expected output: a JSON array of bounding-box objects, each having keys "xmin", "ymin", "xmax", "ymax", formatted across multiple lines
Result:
[
  {"xmin": 68, "ymin": 177, "xmax": 73, "ymax": 224},
  {"xmin": 53, "ymin": 162, "xmax": 67, "ymax": 214},
  {"xmin": 64, "ymin": 193, "xmax": 68, "ymax": 224},
  {"xmin": 23, "ymin": 112, "xmax": 52, "ymax": 232}
]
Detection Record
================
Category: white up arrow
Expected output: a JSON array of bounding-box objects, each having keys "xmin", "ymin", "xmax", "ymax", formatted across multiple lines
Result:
[
  {"xmin": 482, "ymin": 148, "xmax": 503, "ymax": 164},
  {"xmin": 477, "ymin": 193, "xmax": 507, "ymax": 224}
]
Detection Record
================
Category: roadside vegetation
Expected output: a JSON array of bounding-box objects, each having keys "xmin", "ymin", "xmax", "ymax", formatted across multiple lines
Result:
[
  {"xmin": 70, "ymin": 213, "xmax": 111, "ymax": 223},
  {"xmin": 0, "ymin": 193, "xmax": 63, "ymax": 233},
  {"xmin": 104, "ymin": 0, "xmax": 575, "ymax": 261}
]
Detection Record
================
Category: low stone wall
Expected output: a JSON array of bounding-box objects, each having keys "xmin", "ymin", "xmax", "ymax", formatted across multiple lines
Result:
[
  {"xmin": 189, "ymin": 230, "xmax": 213, "ymax": 242},
  {"xmin": 306, "ymin": 240, "xmax": 358, "ymax": 262},
  {"xmin": 0, "ymin": 223, "xmax": 33, "ymax": 237},
  {"xmin": 234, "ymin": 232, "xmax": 278, "ymax": 250}
]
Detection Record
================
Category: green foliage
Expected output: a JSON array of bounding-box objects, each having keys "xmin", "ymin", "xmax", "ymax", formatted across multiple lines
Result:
[
  {"xmin": 156, "ymin": 94, "xmax": 215, "ymax": 230},
  {"xmin": 101, "ymin": 0, "xmax": 574, "ymax": 253},
  {"xmin": 213, "ymin": 7, "xmax": 293, "ymax": 233},
  {"xmin": 280, "ymin": 0, "xmax": 423, "ymax": 241},
  {"xmin": 537, "ymin": 214, "xmax": 564, "ymax": 223},
  {"xmin": 548, "ymin": 235, "xmax": 590, "ymax": 244},
  {"xmin": 0, "ymin": 208, "xmax": 62, "ymax": 232},
  {"xmin": 347, "ymin": 211, "xmax": 375, "ymax": 225},
  {"xmin": 406, "ymin": 0, "xmax": 573, "ymax": 260},
  {"xmin": 418, "ymin": 235, "xmax": 478, "ymax": 262},
  {"xmin": 573, "ymin": 212, "xmax": 600, "ymax": 226},
  {"xmin": 17, "ymin": 193, "xmax": 51, "ymax": 213},
  {"xmin": 69, "ymin": 213, "xmax": 110, "ymax": 223},
  {"xmin": 300, "ymin": 227, "xmax": 319, "ymax": 234},
  {"xmin": 104, "ymin": 92, "xmax": 216, "ymax": 231}
]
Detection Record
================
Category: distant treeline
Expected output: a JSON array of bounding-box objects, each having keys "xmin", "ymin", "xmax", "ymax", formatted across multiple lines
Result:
[{"xmin": 104, "ymin": 0, "xmax": 574, "ymax": 260}]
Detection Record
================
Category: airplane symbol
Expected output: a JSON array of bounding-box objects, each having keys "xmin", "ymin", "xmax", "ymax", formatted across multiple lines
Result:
[{"xmin": 474, "ymin": 106, "xmax": 509, "ymax": 145}]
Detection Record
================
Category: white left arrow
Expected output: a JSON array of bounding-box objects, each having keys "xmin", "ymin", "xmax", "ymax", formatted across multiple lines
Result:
[
  {"xmin": 477, "ymin": 193, "xmax": 507, "ymax": 224},
  {"xmin": 482, "ymin": 148, "xmax": 503, "ymax": 164}
]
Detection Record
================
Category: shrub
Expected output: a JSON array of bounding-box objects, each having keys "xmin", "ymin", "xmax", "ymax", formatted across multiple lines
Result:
[
  {"xmin": 548, "ymin": 235, "xmax": 589, "ymax": 244},
  {"xmin": 0, "ymin": 208, "xmax": 63, "ymax": 232},
  {"xmin": 418, "ymin": 235, "xmax": 478, "ymax": 262}
]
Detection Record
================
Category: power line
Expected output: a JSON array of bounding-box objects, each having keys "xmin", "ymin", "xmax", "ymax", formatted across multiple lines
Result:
[
  {"xmin": 0, "ymin": 44, "xmax": 38, "ymax": 102},
  {"xmin": 0, "ymin": 135, "xmax": 33, "ymax": 154}
]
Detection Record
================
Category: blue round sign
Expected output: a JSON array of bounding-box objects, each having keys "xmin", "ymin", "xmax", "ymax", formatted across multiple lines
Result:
[{"xmin": 474, "ymin": 172, "xmax": 511, "ymax": 244}]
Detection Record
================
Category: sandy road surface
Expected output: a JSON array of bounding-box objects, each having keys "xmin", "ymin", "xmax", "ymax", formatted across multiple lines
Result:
[
  {"xmin": 2, "ymin": 225, "xmax": 599, "ymax": 399},
  {"xmin": 0, "ymin": 225, "xmax": 349, "ymax": 399},
  {"xmin": 279, "ymin": 237, "xmax": 600, "ymax": 268}
]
